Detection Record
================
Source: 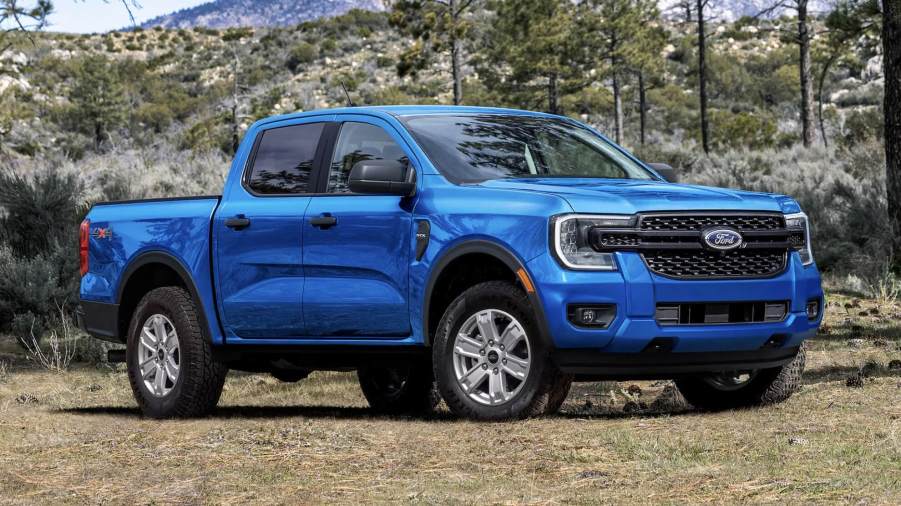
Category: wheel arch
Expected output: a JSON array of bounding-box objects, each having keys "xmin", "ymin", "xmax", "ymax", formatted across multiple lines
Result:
[
  {"xmin": 422, "ymin": 240, "xmax": 551, "ymax": 347},
  {"xmin": 116, "ymin": 251, "xmax": 213, "ymax": 344}
]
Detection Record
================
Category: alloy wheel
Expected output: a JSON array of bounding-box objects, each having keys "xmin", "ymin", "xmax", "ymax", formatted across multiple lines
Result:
[
  {"xmin": 452, "ymin": 309, "xmax": 531, "ymax": 406},
  {"xmin": 137, "ymin": 314, "xmax": 180, "ymax": 397}
]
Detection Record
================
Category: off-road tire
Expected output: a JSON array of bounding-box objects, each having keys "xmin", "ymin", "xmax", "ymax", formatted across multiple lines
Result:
[
  {"xmin": 544, "ymin": 375, "xmax": 574, "ymax": 415},
  {"xmin": 357, "ymin": 360, "xmax": 440, "ymax": 415},
  {"xmin": 126, "ymin": 286, "xmax": 228, "ymax": 418},
  {"xmin": 675, "ymin": 343, "xmax": 807, "ymax": 411},
  {"xmin": 433, "ymin": 281, "xmax": 571, "ymax": 420}
]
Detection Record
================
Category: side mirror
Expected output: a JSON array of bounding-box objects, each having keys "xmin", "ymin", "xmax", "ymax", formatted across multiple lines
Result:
[
  {"xmin": 648, "ymin": 162, "xmax": 677, "ymax": 183},
  {"xmin": 348, "ymin": 160, "xmax": 416, "ymax": 196}
]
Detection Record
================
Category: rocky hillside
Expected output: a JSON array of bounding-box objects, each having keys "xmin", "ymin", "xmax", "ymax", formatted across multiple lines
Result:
[
  {"xmin": 139, "ymin": 0, "xmax": 830, "ymax": 30},
  {"xmin": 142, "ymin": 0, "xmax": 387, "ymax": 29}
]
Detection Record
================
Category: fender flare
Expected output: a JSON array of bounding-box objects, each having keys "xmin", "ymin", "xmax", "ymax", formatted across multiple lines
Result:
[
  {"xmin": 422, "ymin": 240, "xmax": 552, "ymax": 348},
  {"xmin": 116, "ymin": 251, "xmax": 213, "ymax": 344}
]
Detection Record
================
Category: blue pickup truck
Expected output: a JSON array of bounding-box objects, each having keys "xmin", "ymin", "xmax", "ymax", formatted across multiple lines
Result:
[{"xmin": 77, "ymin": 106, "xmax": 823, "ymax": 420}]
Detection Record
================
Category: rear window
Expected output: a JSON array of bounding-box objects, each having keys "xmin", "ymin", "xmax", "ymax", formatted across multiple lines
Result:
[{"xmin": 246, "ymin": 123, "xmax": 324, "ymax": 194}]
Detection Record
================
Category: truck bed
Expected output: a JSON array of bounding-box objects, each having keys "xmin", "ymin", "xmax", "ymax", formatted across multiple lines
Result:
[{"xmin": 79, "ymin": 195, "xmax": 222, "ymax": 343}]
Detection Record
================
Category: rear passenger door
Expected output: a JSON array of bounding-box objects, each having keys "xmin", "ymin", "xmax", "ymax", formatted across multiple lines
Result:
[
  {"xmin": 214, "ymin": 119, "xmax": 331, "ymax": 339},
  {"xmin": 301, "ymin": 118, "xmax": 415, "ymax": 337}
]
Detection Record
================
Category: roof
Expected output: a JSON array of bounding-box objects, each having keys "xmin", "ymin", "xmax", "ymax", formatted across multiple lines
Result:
[{"xmin": 251, "ymin": 105, "xmax": 563, "ymax": 129}]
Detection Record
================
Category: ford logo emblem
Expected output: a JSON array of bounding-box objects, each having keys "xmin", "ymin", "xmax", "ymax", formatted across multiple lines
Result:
[{"xmin": 703, "ymin": 228, "xmax": 743, "ymax": 250}]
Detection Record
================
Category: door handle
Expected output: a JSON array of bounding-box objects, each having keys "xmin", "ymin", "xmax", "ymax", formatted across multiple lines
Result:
[
  {"xmin": 310, "ymin": 214, "xmax": 337, "ymax": 229},
  {"xmin": 224, "ymin": 216, "xmax": 251, "ymax": 230}
]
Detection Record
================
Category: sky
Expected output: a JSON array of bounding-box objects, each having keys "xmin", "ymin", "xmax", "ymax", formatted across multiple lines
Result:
[{"xmin": 47, "ymin": 0, "xmax": 209, "ymax": 34}]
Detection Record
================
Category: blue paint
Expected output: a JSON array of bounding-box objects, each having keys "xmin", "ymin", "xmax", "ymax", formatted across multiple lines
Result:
[{"xmin": 81, "ymin": 105, "xmax": 823, "ymax": 359}]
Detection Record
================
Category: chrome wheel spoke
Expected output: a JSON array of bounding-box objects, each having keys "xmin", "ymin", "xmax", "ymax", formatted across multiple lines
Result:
[
  {"xmin": 476, "ymin": 311, "xmax": 497, "ymax": 341},
  {"xmin": 154, "ymin": 364, "xmax": 166, "ymax": 394},
  {"xmin": 139, "ymin": 328, "xmax": 156, "ymax": 351},
  {"xmin": 488, "ymin": 370, "xmax": 508, "ymax": 404},
  {"xmin": 164, "ymin": 357, "xmax": 179, "ymax": 381},
  {"xmin": 141, "ymin": 360, "xmax": 156, "ymax": 380},
  {"xmin": 460, "ymin": 364, "xmax": 488, "ymax": 393},
  {"xmin": 503, "ymin": 355, "xmax": 529, "ymax": 379},
  {"xmin": 153, "ymin": 317, "xmax": 167, "ymax": 346},
  {"xmin": 454, "ymin": 334, "xmax": 483, "ymax": 359},
  {"xmin": 498, "ymin": 321, "xmax": 523, "ymax": 350}
]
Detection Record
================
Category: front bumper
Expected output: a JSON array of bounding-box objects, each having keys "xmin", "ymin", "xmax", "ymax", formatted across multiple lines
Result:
[
  {"xmin": 553, "ymin": 346, "xmax": 800, "ymax": 380},
  {"xmin": 527, "ymin": 250, "xmax": 823, "ymax": 358}
]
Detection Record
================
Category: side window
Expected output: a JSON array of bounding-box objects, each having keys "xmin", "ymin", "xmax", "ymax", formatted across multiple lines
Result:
[
  {"xmin": 328, "ymin": 122, "xmax": 409, "ymax": 194},
  {"xmin": 246, "ymin": 122, "xmax": 324, "ymax": 195}
]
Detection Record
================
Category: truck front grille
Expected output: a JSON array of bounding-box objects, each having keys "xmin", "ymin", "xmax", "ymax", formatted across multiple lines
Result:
[
  {"xmin": 642, "ymin": 249, "xmax": 787, "ymax": 279},
  {"xmin": 640, "ymin": 214, "xmax": 784, "ymax": 231},
  {"xmin": 591, "ymin": 212, "xmax": 793, "ymax": 280}
]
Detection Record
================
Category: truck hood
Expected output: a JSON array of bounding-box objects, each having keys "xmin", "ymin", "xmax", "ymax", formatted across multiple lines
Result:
[{"xmin": 478, "ymin": 178, "xmax": 795, "ymax": 214}]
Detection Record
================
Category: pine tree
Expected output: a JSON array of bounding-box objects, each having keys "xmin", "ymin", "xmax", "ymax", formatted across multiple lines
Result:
[
  {"xmin": 67, "ymin": 55, "xmax": 126, "ymax": 149},
  {"xmin": 479, "ymin": 0, "xmax": 589, "ymax": 114},
  {"xmin": 390, "ymin": 0, "xmax": 482, "ymax": 105},
  {"xmin": 585, "ymin": 0, "xmax": 663, "ymax": 144}
]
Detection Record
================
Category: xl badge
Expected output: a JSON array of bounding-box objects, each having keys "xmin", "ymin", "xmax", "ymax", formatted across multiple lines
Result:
[{"xmin": 703, "ymin": 228, "xmax": 742, "ymax": 250}]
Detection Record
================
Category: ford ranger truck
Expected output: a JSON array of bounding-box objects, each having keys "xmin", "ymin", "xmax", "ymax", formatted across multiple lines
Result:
[{"xmin": 77, "ymin": 106, "xmax": 823, "ymax": 420}]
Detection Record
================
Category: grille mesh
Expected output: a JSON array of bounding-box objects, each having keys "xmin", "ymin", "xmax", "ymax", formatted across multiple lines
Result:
[
  {"xmin": 643, "ymin": 250, "xmax": 786, "ymax": 279},
  {"xmin": 640, "ymin": 214, "xmax": 783, "ymax": 231}
]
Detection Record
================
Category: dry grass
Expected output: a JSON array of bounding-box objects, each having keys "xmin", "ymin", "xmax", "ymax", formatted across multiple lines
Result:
[{"xmin": 0, "ymin": 293, "xmax": 899, "ymax": 504}]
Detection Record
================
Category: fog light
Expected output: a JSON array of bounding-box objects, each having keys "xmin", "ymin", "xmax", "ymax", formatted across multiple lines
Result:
[
  {"xmin": 806, "ymin": 299, "xmax": 820, "ymax": 320},
  {"xmin": 567, "ymin": 304, "xmax": 616, "ymax": 328}
]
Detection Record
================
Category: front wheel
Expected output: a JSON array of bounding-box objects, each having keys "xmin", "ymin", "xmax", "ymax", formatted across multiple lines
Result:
[
  {"xmin": 675, "ymin": 343, "xmax": 806, "ymax": 411},
  {"xmin": 126, "ymin": 286, "xmax": 228, "ymax": 418},
  {"xmin": 433, "ymin": 281, "xmax": 571, "ymax": 420}
]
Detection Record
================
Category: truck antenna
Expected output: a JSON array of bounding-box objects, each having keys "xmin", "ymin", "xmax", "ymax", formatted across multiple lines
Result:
[{"xmin": 340, "ymin": 81, "xmax": 355, "ymax": 107}]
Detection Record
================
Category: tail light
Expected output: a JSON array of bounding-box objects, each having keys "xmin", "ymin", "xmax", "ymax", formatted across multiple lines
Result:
[{"xmin": 79, "ymin": 219, "xmax": 90, "ymax": 276}]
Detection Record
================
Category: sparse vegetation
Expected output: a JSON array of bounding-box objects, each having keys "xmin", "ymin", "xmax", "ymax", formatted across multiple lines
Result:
[{"xmin": 0, "ymin": 291, "xmax": 898, "ymax": 503}]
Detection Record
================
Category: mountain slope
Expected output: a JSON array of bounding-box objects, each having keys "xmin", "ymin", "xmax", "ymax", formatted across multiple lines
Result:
[{"xmin": 141, "ymin": 0, "xmax": 387, "ymax": 29}]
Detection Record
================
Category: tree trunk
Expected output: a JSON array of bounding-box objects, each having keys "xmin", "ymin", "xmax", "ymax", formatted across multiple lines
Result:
[
  {"xmin": 816, "ymin": 51, "xmax": 839, "ymax": 148},
  {"xmin": 798, "ymin": 0, "xmax": 816, "ymax": 147},
  {"xmin": 548, "ymin": 72, "xmax": 559, "ymax": 115},
  {"xmin": 612, "ymin": 70, "xmax": 623, "ymax": 144},
  {"xmin": 697, "ymin": 0, "xmax": 710, "ymax": 154},
  {"xmin": 639, "ymin": 70, "xmax": 647, "ymax": 145},
  {"xmin": 451, "ymin": 34, "xmax": 463, "ymax": 105},
  {"xmin": 884, "ymin": 0, "xmax": 901, "ymax": 264},
  {"xmin": 94, "ymin": 122, "xmax": 103, "ymax": 150},
  {"xmin": 450, "ymin": 0, "xmax": 463, "ymax": 105}
]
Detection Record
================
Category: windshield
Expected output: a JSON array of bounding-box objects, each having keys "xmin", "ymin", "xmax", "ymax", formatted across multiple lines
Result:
[{"xmin": 401, "ymin": 114, "xmax": 655, "ymax": 183}]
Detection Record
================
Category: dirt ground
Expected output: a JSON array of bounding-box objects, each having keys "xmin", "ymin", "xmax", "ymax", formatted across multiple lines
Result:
[{"xmin": 0, "ymin": 291, "xmax": 899, "ymax": 504}]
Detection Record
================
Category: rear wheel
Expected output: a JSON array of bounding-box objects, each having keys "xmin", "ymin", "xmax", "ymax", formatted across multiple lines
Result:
[
  {"xmin": 126, "ymin": 287, "xmax": 228, "ymax": 418},
  {"xmin": 675, "ymin": 343, "xmax": 806, "ymax": 411},
  {"xmin": 433, "ymin": 281, "xmax": 571, "ymax": 420},
  {"xmin": 357, "ymin": 361, "xmax": 439, "ymax": 415}
]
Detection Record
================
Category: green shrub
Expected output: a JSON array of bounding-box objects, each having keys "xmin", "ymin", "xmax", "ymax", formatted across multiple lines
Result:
[
  {"xmin": 286, "ymin": 42, "xmax": 317, "ymax": 72},
  {"xmin": 707, "ymin": 110, "xmax": 778, "ymax": 150}
]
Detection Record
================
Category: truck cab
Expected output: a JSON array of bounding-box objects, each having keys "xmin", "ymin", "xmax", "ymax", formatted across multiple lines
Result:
[{"xmin": 78, "ymin": 106, "xmax": 823, "ymax": 420}]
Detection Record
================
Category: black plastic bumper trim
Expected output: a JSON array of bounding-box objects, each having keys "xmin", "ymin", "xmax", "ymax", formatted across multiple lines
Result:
[
  {"xmin": 76, "ymin": 301, "xmax": 121, "ymax": 343},
  {"xmin": 553, "ymin": 346, "xmax": 800, "ymax": 380}
]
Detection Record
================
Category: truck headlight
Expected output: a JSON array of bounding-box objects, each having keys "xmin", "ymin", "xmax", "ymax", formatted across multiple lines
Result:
[
  {"xmin": 551, "ymin": 214, "xmax": 634, "ymax": 270},
  {"xmin": 784, "ymin": 212, "xmax": 813, "ymax": 266}
]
